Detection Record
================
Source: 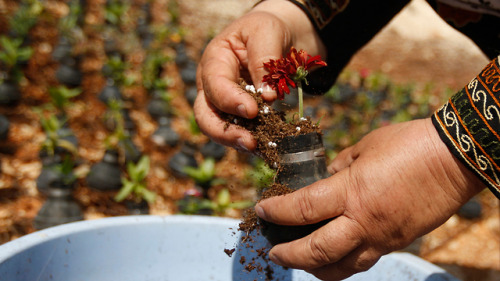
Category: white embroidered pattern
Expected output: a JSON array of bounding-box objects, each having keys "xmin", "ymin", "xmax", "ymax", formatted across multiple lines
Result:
[
  {"xmin": 469, "ymin": 78, "xmax": 500, "ymax": 122},
  {"xmin": 441, "ymin": 102, "xmax": 500, "ymax": 185}
]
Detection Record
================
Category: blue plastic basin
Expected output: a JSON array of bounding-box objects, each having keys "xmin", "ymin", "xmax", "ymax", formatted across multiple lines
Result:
[{"xmin": 0, "ymin": 215, "xmax": 459, "ymax": 281}]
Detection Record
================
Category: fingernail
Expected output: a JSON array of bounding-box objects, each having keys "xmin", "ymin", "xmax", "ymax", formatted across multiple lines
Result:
[
  {"xmin": 237, "ymin": 104, "xmax": 248, "ymax": 118},
  {"xmin": 236, "ymin": 138, "xmax": 249, "ymax": 152},
  {"xmin": 254, "ymin": 204, "xmax": 267, "ymax": 220},
  {"xmin": 260, "ymin": 82, "xmax": 276, "ymax": 100},
  {"xmin": 269, "ymin": 251, "xmax": 283, "ymax": 266}
]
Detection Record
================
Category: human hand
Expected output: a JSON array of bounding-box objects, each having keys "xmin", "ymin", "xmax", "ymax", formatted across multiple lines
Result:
[
  {"xmin": 194, "ymin": 0, "xmax": 325, "ymax": 151},
  {"xmin": 255, "ymin": 118, "xmax": 484, "ymax": 280}
]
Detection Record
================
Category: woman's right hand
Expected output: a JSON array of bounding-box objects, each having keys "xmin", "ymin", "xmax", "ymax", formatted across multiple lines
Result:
[{"xmin": 194, "ymin": 0, "xmax": 325, "ymax": 151}]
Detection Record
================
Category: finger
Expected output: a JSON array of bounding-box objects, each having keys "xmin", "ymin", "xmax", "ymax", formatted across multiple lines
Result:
[
  {"xmin": 199, "ymin": 43, "xmax": 259, "ymax": 119},
  {"xmin": 269, "ymin": 215, "xmax": 364, "ymax": 270},
  {"xmin": 307, "ymin": 246, "xmax": 380, "ymax": 281},
  {"xmin": 327, "ymin": 146, "xmax": 357, "ymax": 174},
  {"xmin": 255, "ymin": 172, "xmax": 348, "ymax": 225},
  {"xmin": 245, "ymin": 15, "xmax": 288, "ymax": 102},
  {"xmin": 193, "ymin": 89, "xmax": 256, "ymax": 151}
]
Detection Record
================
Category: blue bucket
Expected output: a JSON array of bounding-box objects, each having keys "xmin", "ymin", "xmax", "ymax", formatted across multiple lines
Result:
[{"xmin": 0, "ymin": 215, "xmax": 459, "ymax": 281}]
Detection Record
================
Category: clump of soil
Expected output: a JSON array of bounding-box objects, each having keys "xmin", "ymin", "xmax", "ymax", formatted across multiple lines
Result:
[{"xmin": 222, "ymin": 81, "xmax": 320, "ymax": 279}]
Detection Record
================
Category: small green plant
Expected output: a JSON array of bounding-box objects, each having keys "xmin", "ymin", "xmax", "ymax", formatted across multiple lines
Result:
[
  {"xmin": 176, "ymin": 189, "xmax": 253, "ymax": 216},
  {"xmin": 58, "ymin": 0, "xmax": 83, "ymax": 40},
  {"xmin": 105, "ymin": 0, "xmax": 130, "ymax": 26},
  {"xmin": 245, "ymin": 158, "xmax": 276, "ymax": 190},
  {"xmin": 114, "ymin": 155, "xmax": 156, "ymax": 203},
  {"xmin": 102, "ymin": 55, "xmax": 134, "ymax": 86},
  {"xmin": 39, "ymin": 114, "xmax": 78, "ymax": 157},
  {"xmin": 0, "ymin": 36, "xmax": 33, "ymax": 83},
  {"xmin": 104, "ymin": 99, "xmax": 127, "ymax": 149},
  {"xmin": 8, "ymin": 0, "xmax": 43, "ymax": 38},
  {"xmin": 142, "ymin": 51, "xmax": 170, "ymax": 91},
  {"xmin": 48, "ymin": 86, "xmax": 81, "ymax": 113},
  {"xmin": 209, "ymin": 188, "xmax": 254, "ymax": 216},
  {"xmin": 188, "ymin": 113, "xmax": 201, "ymax": 135},
  {"xmin": 52, "ymin": 156, "xmax": 78, "ymax": 185},
  {"xmin": 183, "ymin": 158, "xmax": 225, "ymax": 188}
]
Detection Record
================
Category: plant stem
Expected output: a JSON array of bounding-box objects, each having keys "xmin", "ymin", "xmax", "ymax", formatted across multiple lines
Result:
[{"xmin": 297, "ymin": 80, "xmax": 303, "ymax": 119}]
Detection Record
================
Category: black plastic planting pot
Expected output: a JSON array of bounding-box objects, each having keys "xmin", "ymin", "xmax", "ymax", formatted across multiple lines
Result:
[
  {"xmin": 260, "ymin": 132, "xmax": 331, "ymax": 246},
  {"xmin": 86, "ymin": 149, "xmax": 122, "ymax": 191},
  {"xmin": 33, "ymin": 180, "xmax": 83, "ymax": 230}
]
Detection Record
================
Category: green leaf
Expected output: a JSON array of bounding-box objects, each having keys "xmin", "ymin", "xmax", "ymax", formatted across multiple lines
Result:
[
  {"xmin": 216, "ymin": 188, "xmax": 231, "ymax": 207},
  {"xmin": 114, "ymin": 180, "xmax": 133, "ymax": 202},
  {"xmin": 139, "ymin": 188, "xmax": 156, "ymax": 204},
  {"xmin": 228, "ymin": 200, "xmax": 254, "ymax": 210}
]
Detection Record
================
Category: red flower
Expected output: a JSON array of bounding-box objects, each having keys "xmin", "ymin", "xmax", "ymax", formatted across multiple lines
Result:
[
  {"xmin": 262, "ymin": 47, "xmax": 326, "ymax": 100},
  {"xmin": 262, "ymin": 58, "xmax": 295, "ymax": 100}
]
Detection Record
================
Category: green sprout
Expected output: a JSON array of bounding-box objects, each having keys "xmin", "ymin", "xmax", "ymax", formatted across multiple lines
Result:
[
  {"xmin": 176, "ymin": 189, "xmax": 253, "ymax": 216},
  {"xmin": 188, "ymin": 113, "xmax": 201, "ymax": 136},
  {"xmin": 0, "ymin": 36, "xmax": 33, "ymax": 83},
  {"xmin": 48, "ymin": 86, "xmax": 81, "ymax": 113},
  {"xmin": 209, "ymin": 188, "xmax": 254, "ymax": 216},
  {"xmin": 39, "ymin": 114, "xmax": 78, "ymax": 157},
  {"xmin": 142, "ymin": 51, "xmax": 170, "ymax": 91},
  {"xmin": 105, "ymin": 0, "xmax": 130, "ymax": 26},
  {"xmin": 245, "ymin": 158, "xmax": 276, "ymax": 190},
  {"xmin": 103, "ymin": 55, "xmax": 134, "ymax": 86},
  {"xmin": 58, "ymin": 0, "xmax": 83, "ymax": 40},
  {"xmin": 114, "ymin": 155, "xmax": 156, "ymax": 204},
  {"xmin": 8, "ymin": 0, "xmax": 43, "ymax": 38},
  {"xmin": 183, "ymin": 158, "xmax": 225, "ymax": 188},
  {"xmin": 104, "ymin": 99, "xmax": 127, "ymax": 149}
]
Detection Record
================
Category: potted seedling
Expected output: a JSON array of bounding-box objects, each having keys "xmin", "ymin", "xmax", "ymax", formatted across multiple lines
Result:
[
  {"xmin": 0, "ymin": 36, "xmax": 33, "ymax": 105},
  {"xmin": 168, "ymin": 141, "xmax": 198, "ymax": 179},
  {"xmin": 7, "ymin": 0, "xmax": 43, "ymax": 43},
  {"xmin": 114, "ymin": 155, "xmax": 156, "ymax": 215},
  {"xmin": 52, "ymin": 0, "xmax": 84, "ymax": 63},
  {"xmin": 223, "ymin": 47, "xmax": 329, "ymax": 245},
  {"xmin": 177, "ymin": 188, "xmax": 253, "ymax": 217},
  {"xmin": 150, "ymin": 116, "xmax": 180, "ymax": 147},
  {"xmin": 99, "ymin": 54, "xmax": 134, "ymax": 105},
  {"xmin": 147, "ymin": 87, "xmax": 174, "ymax": 121},
  {"xmin": 37, "ymin": 114, "xmax": 79, "ymax": 194},
  {"xmin": 104, "ymin": 0, "xmax": 130, "ymax": 28},
  {"xmin": 34, "ymin": 157, "xmax": 83, "ymax": 230},
  {"xmin": 183, "ymin": 157, "xmax": 225, "ymax": 197},
  {"xmin": 103, "ymin": 99, "xmax": 139, "ymax": 162}
]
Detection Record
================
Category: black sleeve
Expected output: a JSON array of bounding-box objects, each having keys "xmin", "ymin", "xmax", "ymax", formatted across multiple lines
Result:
[{"xmin": 287, "ymin": 0, "xmax": 411, "ymax": 94}]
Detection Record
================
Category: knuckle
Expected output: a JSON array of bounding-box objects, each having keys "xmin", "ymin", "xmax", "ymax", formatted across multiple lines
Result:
[
  {"xmin": 308, "ymin": 236, "xmax": 334, "ymax": 266},
  {"xmin": 295, "ymin": 194, "xmax": 317, "ymax": 224}
]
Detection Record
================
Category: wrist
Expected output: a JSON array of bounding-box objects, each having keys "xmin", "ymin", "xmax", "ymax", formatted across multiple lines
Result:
[
  {"xmin": 251, "ymin": 0, "xmax": 326, "ymax": 58},
  {"xmin": 424, "ymin": 118, "xmax": 485, "ymax": 202}
]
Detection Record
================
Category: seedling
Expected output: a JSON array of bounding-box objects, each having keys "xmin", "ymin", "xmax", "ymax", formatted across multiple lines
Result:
[
  {"xmin": 102, "ymin": 55, "xmax": 134, "ymax": 87},
  {"xmin": 142, "ymin": 51, "xmax": 170, "ymax": 91},
  {"xmin": 58, "ymin": 0, "xmax": 83, "ymax": 40},
  {"xmin": 48, "ymin": 86, "xmax": 81, "ymax": 113},
  {"xmin": 114, "ymin": 155, "xmax": 156, "ymax": 204},
  {"xmin": 0, "ymin": 36, "xmax": 33, "ymax": 83},
  {"xmin": 105, "ymin": 0, "xmax": 130, "ymax": 27},
  {"xmin": 209, "ymin": 188, "xmax": 254, "ymax": 216},
  {"xmin": 39, "ymin": 114, "xmax": 78, "ymax": 157},
  {"xmin": 8, "ymin": 0, "xmax": 43, "ymax": 38},
  {"xmin": 183, "ymin": 157, "xmax": 224, "ymax": 188},
  {"xmin": 245, "ymin": 159, "xmax": 276, "ymax": 190}
]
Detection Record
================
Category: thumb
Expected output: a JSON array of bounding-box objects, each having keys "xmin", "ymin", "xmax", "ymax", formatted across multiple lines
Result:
[{"xmin": 255, "ymin": 173, "xmax": 348, "ymax": 225}]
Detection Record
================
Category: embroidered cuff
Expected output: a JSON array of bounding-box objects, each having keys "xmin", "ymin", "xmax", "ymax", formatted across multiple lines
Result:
[{"xmin": 432, "ymin": 56, "xmax": 500, "ymax": 199}]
